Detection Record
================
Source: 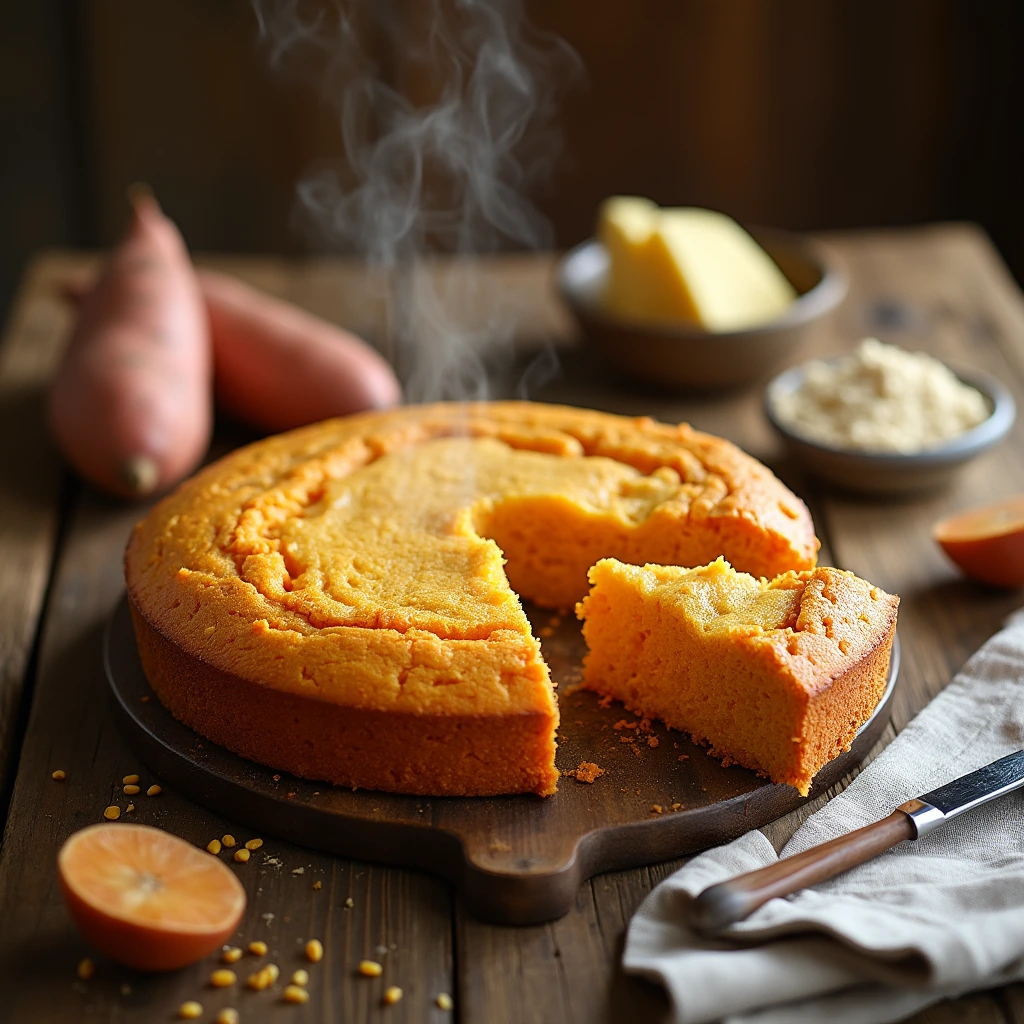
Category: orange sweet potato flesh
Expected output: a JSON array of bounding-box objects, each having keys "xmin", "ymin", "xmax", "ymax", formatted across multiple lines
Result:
[
  {"xmin": 200, "ymin": 269, "xmax": 401, "ymax": 432},
  {"xmin": 48, "ymin": 193, "xmax": 212, "ymax": 498}
]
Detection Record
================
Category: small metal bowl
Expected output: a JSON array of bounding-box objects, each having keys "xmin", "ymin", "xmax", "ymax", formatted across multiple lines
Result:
[
  {"xmin": 764, "ymin": 361, "xmax": 1016, "ymax": 496},
  {"xmin": 556, "ymin": 229, "xmax": 847, "ymax": 392}
]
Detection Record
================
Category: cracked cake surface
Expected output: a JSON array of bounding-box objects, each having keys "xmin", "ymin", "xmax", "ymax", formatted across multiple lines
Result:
[{"xmin": 125, "ymin": 401, "xmax": 818, "ymax": 797}]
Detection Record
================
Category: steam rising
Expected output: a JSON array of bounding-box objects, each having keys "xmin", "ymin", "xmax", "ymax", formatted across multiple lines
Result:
[{"xmin": 253, "ymin": 0, "xmax": 580, "ymax": 402}]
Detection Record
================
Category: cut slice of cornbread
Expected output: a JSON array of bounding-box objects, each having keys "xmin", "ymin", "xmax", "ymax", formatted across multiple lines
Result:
[{"xmin": 577, "ymin": 557, "xmax": 898, "ymax": 795}]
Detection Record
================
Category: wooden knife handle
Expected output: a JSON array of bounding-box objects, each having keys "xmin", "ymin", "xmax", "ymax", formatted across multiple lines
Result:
[{"xmin": 687, "ymin": 810, "xmax": 916, "ymax": 934}]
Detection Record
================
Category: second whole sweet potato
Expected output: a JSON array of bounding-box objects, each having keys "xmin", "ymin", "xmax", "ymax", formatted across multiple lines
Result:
[{"xmin": 200, "ymin": 270, "xmax": 401, "ymax": 432}]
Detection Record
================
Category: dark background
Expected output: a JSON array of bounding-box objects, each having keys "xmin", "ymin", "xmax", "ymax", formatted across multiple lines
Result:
[{"xmin": 3, "ymin": 0, "xmax": 1023, "ymax": 323}]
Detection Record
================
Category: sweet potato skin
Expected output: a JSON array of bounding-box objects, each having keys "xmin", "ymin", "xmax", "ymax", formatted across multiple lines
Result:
[
  {"xmin": 199, "ymin": 269, "xmax": 401, "ymax": 432},
  {"xmin": 48, "ymin": 196, "xmax": 212, "ymax": 498}
]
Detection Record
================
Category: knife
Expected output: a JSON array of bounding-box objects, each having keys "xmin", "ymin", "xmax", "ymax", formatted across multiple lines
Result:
[{"xmin": 687, "ymin": 749, "xmax": 1024, "ymax": 934}]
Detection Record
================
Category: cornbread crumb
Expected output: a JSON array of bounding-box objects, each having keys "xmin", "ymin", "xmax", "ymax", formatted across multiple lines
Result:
[
  {"xmin": 222, "ymin": 835, "xmax": 236, "ymax": 848},
  {"xmin": 210, "ymin": 969, "xmax": 236, "ymax": 988},
  {"xmin": 567, "ymin": 761, "xmax": 605, "ymax": 783},
  {"xmin": 77, "ymin": 958, "xmax": 94, "ymax": 980},
  {"xmin": 671, "ymin": 802, "xmax": 682, "ymax": 811},
  {"xmin": 647, "ymin": 736, "xmax": 659, "ymax": 748},
  {"xmin": 283, "ymin": 985, "xmax": 309, "ymax": 1004},
  {"xmin": 358, "ymin": 960, "xmax": 383, "ymax": 977},
  {"xmin": 222, "ymin": 946, "xmax": 243, "ymax": 964},
  {"xmin": 207, "ymin": 839, "xmax": 222, "ymax": 855},
  {"xmin": 122, "ymin": 774, "xmax": 139, "ymax": 785},
  {"xmin": 244, "ymin": 838, "xmax": 263, "ymax": 851},
  {"xmin": 51, "ymin": 769, "xmax": 66, "ymax": 781},
  {"xmin": 234, "ymin": 848, "xmax": 250, "ymax": 864},
  {"xmin": 597, "ymin": 694, "xmax": 614, "ymax": 708},
  {"xmin": 146, "ymin": 784, "xmax": 162, "ymax": 796},
  {"xmin": 291, "ymin": 969, "xmax": 309, "ymax": 987},
  {"xmin": 436, "ymin": 992, "xmax": 455, "ymax": 1010},
  {"xmin": 313, "ymin": 880, "xmax": 323, "ymax": 891},
  {"xmin": 677, "ymin": 754, "xmax": 689, "ymax": 761},
  {"xmin": 178, "ymin": 1002, "xmax": 203, "ymax": 1020},
  {"xmin": 305, "ymin": 939, "xmax": 324, "ymax": 963},
  {"xmin": 216, "ymin": 1010, "xmax": 239, "ymax": 1024},
  {"xmin": 125, "ymin": 803, "xmax": 134, "ymax": 813},
  {"xmin": 103, "ymin": 806, "xmax": 120, "ymax": 820},
  {"xmin": 248, "ymin": 941, "xmax": 268, "ymax": 956},
  {"xmin": 650, "ymin": 804, "xmax": 663, "ymax": 814},
  {"xmin": 344, "ymin": 897, "xmax": 354, "ymax": 908},
  {"xmin": 123, "ymin": 784, "xmax": 140, "ymax": 795},
  {"xmin": 383, "ymin": 986, "xmax": 403, "ymax": 1005},
  {"xmin": 291, "ymin": 866, "xmax": 305, "ymax": 875}
]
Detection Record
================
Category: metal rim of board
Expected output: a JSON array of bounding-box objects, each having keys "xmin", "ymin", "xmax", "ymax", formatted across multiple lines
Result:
[{"xmin": 104, "ymin": 594, "xmax": 899, "ymax": 925}]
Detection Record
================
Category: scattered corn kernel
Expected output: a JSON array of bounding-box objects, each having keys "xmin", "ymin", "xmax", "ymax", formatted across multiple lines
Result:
[
  {"xmin": 313, "ymin": 880, "xmax": 322, "ymax": 891},
  {"xmin": 146, "ymin": 784, "xmax": 162, "ymax": 796},
  {"xmin": 304, "ymin": 939, "xmax": 323, "ymax": 963},
  {"xmin": 122, "ymin": 774, "xmax": 139, "ymax": 784},
  {"xmin": 244, "ymin": 838, "xmax": 263, "ymax": 851},
  {"xmin": 358, "ymin": 959, "xmax": 383, "ymax": 977},
  {"xmin": 207, "ymin": 839, "xmax": 222, "ymax": 855},
  {"xmin": 248, "ymin": 940, "xmax": 268, "ymax": 956},
  {"xmin": 178, "ymin": 1002, "xmax": 203, "ymax": 1020},
  {"xmin": 247, "ymin": 968, "xmax": 274, "ymax": 991},
  {"xmin": 291, "ymin": 969, "xmax": 309, "ymax": 987},
  {"xmin": 123, "ymin": 784, "xmax": 140, "ymax": 795},
  {"xmin": 52, "ymin": 769, "xmax": 66, "ymax": 781},
  {"xmin": 216, "ymin": 1010, "xmax": 239, "ymax": 1024},
  {"xmin": 77, "ymin": 958, "xmax": 94, "ymax": 980},
  {"xmin": 103, "ymin": 805, "xmax": 120, "ymax": 821},
  {"xmin": 234, "ymin": 848, "xmax": 250, "ymax": 864},
  {"xmin": 383, "ymin": 986, "xmax": 403, "ymax": 1005},
  {"xmin": 283, "ymin": 985, "xmax": 309, "ymax": 1004},
  {"xmin": 436, "ymin": 992, "xmax": 454, "ymax": 1010},
  {"xmin": 264, "ymin": 964, "xmax": 280, "ymax": 984},
  {"xmin": 221, "ymin": 834, "xmax": 236, "ymax": 848},
  {"xmin": 222, "ymin": 946, "xmax": 243, "ymax": 964},
  {"xmin": 210, "ymin": 968, "xmax": 236, "ymax": 988}
]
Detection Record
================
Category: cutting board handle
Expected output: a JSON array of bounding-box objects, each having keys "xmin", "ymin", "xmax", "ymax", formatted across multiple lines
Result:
[{"xmin": 687, "ymin": 809, "xmax": 916, "ymax": 933}]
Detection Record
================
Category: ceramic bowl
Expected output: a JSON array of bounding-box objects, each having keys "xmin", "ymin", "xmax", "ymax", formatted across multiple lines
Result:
[
  {"xmin": 764, "ymin": 360, "xmax": 1016, "ymax": 496},
  {"xmin": 556, "ymin": 228, "xmax": 847, "ymax": 391}
]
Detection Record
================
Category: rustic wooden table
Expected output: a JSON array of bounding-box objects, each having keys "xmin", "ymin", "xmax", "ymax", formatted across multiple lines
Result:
[{"xmin": 3, "ymin": 225, "xmax": 1024, "ymax": 1023}]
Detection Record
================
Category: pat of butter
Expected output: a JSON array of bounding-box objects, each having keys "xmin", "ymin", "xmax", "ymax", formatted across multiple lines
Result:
[{"xmin": 597, "ymin": 198, "xmax": 797, "ymax": 331}]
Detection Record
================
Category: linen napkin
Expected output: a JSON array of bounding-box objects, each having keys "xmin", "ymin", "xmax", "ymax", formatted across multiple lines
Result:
[{"xmin": 623, "ymin": 609, "xmax": 1024, "ymax": 1024}]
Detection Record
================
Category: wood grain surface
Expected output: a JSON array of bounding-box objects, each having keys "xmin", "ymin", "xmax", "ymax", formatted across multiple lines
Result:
[{"xmin": 2, "ymin": 226, "xmax": 1024, "ymax": 1022}]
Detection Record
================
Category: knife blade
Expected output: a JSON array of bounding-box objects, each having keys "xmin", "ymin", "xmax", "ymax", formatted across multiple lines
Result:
[
  {"xmin": 899, "ymin": 748, "xmax": 1024, "ymax": 836},
  {"xmin": 688, "ymin": 749, "xmax": 1024, "ymax": 934}
]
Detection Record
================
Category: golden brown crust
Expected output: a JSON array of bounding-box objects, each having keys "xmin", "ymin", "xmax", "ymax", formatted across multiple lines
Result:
[{"xmin": 131, "ymin": 601, "xmax": 560, "ymax": 797}]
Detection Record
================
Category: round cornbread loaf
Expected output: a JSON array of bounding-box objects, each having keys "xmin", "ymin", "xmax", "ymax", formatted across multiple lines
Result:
[{"xmin": 125, "ymin": 401, "xmax": 818, "ymax": 797}]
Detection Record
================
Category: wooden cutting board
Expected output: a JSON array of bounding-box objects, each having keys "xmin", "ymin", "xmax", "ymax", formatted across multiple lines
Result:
[{"xmin": 105, "ymin": 595, "xmax": 898, "ymax": 925}]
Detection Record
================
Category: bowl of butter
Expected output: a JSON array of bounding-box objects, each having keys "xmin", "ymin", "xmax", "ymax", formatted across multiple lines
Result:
[
  {"xmin": 765, "ymin": 339, "xmax": 1016, "ymax": 495},
  {"xmin": 557, "ymin": 197, "xmax": 847, "ymax": 391}
]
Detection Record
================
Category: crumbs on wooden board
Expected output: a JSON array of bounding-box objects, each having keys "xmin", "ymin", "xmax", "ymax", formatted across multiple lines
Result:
[{"xmin": 565, "ymin": 761, "xmax": 605, "ymax": 783}]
